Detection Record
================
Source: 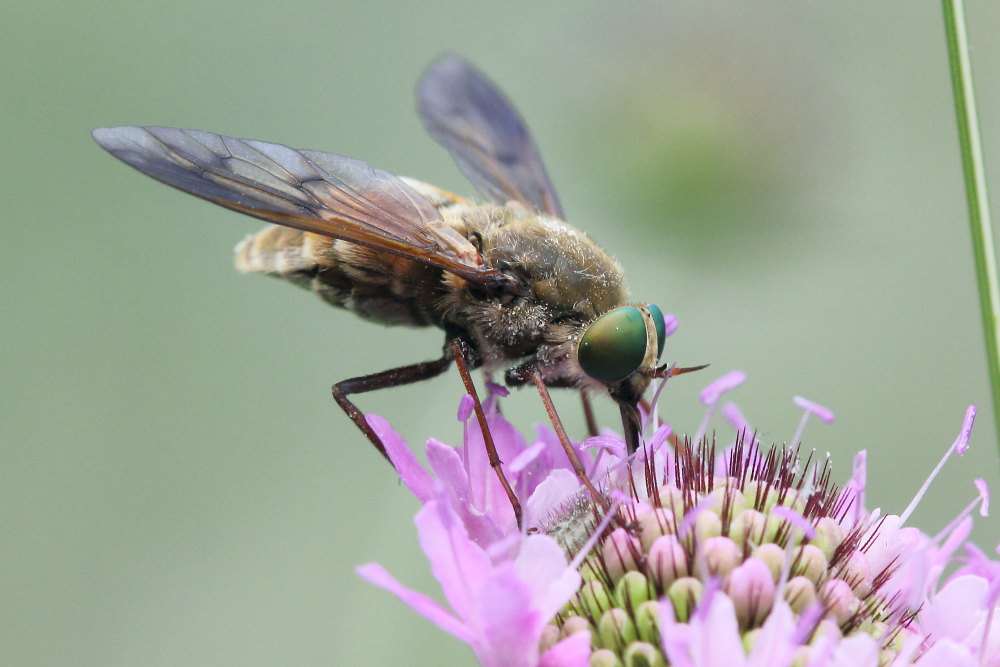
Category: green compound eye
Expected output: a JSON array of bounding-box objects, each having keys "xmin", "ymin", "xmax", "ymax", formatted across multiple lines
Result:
[
  {"xmin": 648, "ymin": 303, "xmax": 666, "ymax": 361},
  {"xmin": 578, "ymin": 306, "xmax": 648, "ymax": 383}
]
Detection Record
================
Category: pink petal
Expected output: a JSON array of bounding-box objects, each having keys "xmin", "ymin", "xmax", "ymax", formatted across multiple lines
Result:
[
  {"xmin": 662, "ymin": 591, "xmax": 746, "ymax": 667},
  {"xmin": 539, "ymin": 632, "xmax": 591, "ymax": 667},
  {"xmin": 912, "ymin": 638, "xmax": 979, "ymax": 667},
  {"xmin": 953, "ymin": 542, "xmax": 997, "ymax": 581},
  {"xmin": 356, "ymin": 563, "xmax": 473, "ymax": 642},
  {"xmin": 659, "ymin": 619, "xmax": 694, "ymax": 667},
  {"xmin": 508, "ymin": 441, "xmax": 546, "ymax": 474},
  {"xmin": 487, "ymin": 409, "xmax": 528, "ymax": 462},
  {"xmin": 422, "ymin": 440, "xmax": 505, "ymax": 545},
  {"xmin": 462, "ymin": 411, "xmax": 522, "ymax": 527},
  {"xmin": 523, "ymin": 469, "xmax": 581, "ymax": 530},
  {"xmin": 692, "ymin": 592, "xmax": 747, "ymax": 666},
  {"xmin": 426, "ymin": 438, "xmax": 470, "ymax": 502},
  {"xmin": 922, "ymin": 575, "xmax": 987, "ymax": 645},
  {"xmin": 746, "ymin": 600, "xmax": 797, "ymax": 667},
  {"xmin": 515, "ymin": 531, "xmax": 571, "ymax": 583},
  {"xmin": 485, "ymin": 533, "xmax": 522, "ymax": 562},
  {"xmin": 459, "ymin": 506, "xmax": 507, "ymax": 549},
  {"xmin": 662, "ymin": 313, "xmax": 679, "ymax": 337},
  {"xmin": 826, "ymin": 634, "xmax": 881, "ymax": 667},
  {"xmin": 462, "ymin": 416, "xmax": 491, "ymax": 507},
  {"xmin": 936, "ymin": 517, "xmax": 973, "ymax": 570},
  {"xmin": 534, "ymin": 424, "xmax": 578, "ymax": 473},
  {"xmin": 475, "ymin": 567, "xmax": 543, "ymax": 667},
  {"xmin": 367, "ymin": 414, "xmax": 433, "ymax": 502},
  {"xmin": 415, "ymin": 501, "xmax": 492, "ymax": 620},
  {"xmin": 515, "ymin": 535, "xmax": 582, "ymax": 618}
]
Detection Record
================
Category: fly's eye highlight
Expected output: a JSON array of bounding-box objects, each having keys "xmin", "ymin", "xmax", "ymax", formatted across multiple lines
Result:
[
  {"xmin": 578, "ymin": 306, "xmax": 648, "ymax": 383},
  {"xmin": 648, "ymin": 303, "xmax": 666, "ymax": 361}
]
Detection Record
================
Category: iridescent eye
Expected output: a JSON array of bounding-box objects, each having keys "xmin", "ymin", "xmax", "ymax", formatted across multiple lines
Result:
[
  {"xmin": 578, "ymin": 306, "xmax": 647, "ymax": 383},
  {"xmin": 648, "ymin": 303, "xmax": 666, "ymax": 361}
]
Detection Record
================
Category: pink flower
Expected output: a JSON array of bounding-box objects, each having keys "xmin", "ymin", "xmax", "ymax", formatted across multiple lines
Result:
[
  {"xmin": 357, "ymin": 491, "xmax": 582, "ymax": 667},
  {"xmin": 359, "ymin": 372, "xmax": 999, "ymax": 666},
  {"xmin": 919, "ymin": 574, "xmax": 1000, "ymax": 664},
  {"xmin": 366, "ymin": 390, "xmax": 600, "ymax": 549}
]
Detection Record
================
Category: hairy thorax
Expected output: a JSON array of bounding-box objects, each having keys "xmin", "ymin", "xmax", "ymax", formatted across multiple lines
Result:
[
  {"xmin": 440, "ymin": 205, "xmax": 628, "ymax": 368},
  {"xmin": 235, "ymin": 200, "xmax": 628, "ymax": 371}
]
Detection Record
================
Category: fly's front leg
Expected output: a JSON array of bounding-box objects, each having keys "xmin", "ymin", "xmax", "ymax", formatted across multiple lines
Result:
[
  {"xmin": 581, "ymin": 392, "xmax": 599, "ymax": 438},
  {"xmin": 503, "ymin": 360, "xmax": 538, "ymax": 388},
  {"xmin": 531, "ymin": 371, "xmax": 608, "ymax": 514},
  {"xmin": 506, "ymin": 361, "xmax": 593, "ymax": 433},
  {"xmin": 506, "ymin": 362, "xmax": 606, "ymax": 511},
  {"xmin": 332, "ymin": 353, "xmax": 453, "ymax": 462}
]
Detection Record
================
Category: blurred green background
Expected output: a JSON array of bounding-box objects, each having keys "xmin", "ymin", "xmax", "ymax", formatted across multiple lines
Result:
[{"xmin": 4, "ymin": 1, "xmax": 1000, "ymax": 664}]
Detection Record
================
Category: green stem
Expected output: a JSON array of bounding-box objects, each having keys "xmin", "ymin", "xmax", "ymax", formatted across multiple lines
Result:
[{"xmin": 941, "ymin": 0, "xmax": 1000, "ymax": 457}]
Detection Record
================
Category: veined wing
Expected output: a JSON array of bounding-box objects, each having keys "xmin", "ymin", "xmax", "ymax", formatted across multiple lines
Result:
[
  {"xmin": 417, "ymin": 55, "xmax": 564, "ymax": 218},
  {"xmin": 92, "ymin": 125, "xmax": 506, "ymax": 285}
]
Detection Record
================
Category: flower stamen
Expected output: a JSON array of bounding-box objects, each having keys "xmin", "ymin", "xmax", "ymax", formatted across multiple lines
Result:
[{"xmin": 899, "ymin": 404, "xmax": 977, "ymax": 525}]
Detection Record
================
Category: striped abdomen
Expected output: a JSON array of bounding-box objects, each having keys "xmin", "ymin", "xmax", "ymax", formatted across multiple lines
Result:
[{"xmin": 235, "ymin": 225, "xmax": 446, "ymax": 328}]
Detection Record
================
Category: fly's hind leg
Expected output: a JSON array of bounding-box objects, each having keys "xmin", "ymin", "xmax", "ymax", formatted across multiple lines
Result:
[
  {"xmin": 333, "ymin": 338, "xmax": 523, "ymax": 529},
  {"xmin": 331, "ymin": 353, "xmax": 453, "ymax": 462}
]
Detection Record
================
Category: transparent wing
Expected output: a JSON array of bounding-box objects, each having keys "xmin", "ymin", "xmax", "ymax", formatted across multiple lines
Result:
[
  {"xmin": 417, "ymin": 55, "xmax": 564, "ymax": 218},
  {"xmin": 92, "ymin": 125, "xmax": 505, "ymax": 285}
]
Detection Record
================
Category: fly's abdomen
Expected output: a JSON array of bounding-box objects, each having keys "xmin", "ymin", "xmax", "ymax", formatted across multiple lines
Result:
[
  {"xmin": 236, "ymin": 225, "xmax": 315, "ymax": 289},
  {"xmin": 235, "ymin": 225, "xmax": 442, "ymax": 327}
]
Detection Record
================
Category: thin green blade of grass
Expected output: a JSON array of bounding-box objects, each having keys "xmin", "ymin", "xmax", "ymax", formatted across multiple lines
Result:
[{"xmin": 941, "ymin": 0, "xmax": 1000, "ymax": 457}]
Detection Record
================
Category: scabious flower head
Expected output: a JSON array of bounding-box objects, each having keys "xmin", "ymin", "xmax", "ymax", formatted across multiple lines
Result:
[{"xmin": 358, "ymin": 370, "xmax": 999, "ymax": 666}]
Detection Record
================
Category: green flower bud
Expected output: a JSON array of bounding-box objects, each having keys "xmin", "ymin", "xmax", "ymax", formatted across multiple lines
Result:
[
  {"xmin": 623, "ymin": 641, "xmax": 666, "ymax": 667},
  {"xmin": 730, "ymin": 509, "xmax": 766, "ymax": 547},
  {"xmin": 561, "ymin": 615, "xmax": 593, "ymax": 638},
  {"xmin": 656, "ymin": 486, "xmax": 686, "ymax": 524},
  {"xmin": 812, "ymin": 517, "xmax": 845, "ymax": 559},
  {"xmin": 835, "ymin": 549, "xmax": 873, "ymax": 597},
  {"xmin": 694, "ymin": 509, "xmax": 723, "ymax": 541},
  {"xmin": 602, "ymin": 527, "xmax": 641, "ymax": 583},
  {"xmin": 666, "ymin": 577, "xmax": 704, "ymax": 623},
  {"xmin": 791, "ymin": 544, "xmax": 827, "ymax": 584},
  {"xmin": 598, "ymin": 608, "xmax": 637, "ymax": 652},
  {"xmin": 648, "ymin": 534, "xmax": 689, "ymax": 588},
  {"xmin": 577, "ymin": 580, "xmax": 613, "ymax": 619},
  {"xmin": 819, "ymin": 579, "xmax": 858, "ymax": 625},
  {"xmin": 539, "ymin": 624, "xmax": 561, "ymax": 652},
  {"xmin": 637, "ymin": 508, "xmax": 676, "ymax": 550},
  {"xmin": 784, "ymin": 575, "xmax": 817, "ymax": 614},
  {"xmin": 701, "ymin": 536, "xmax": 741, "ymax": 577},
  {"xmin": 751, "ymin": 542, "xmax": 785, "ymax": 582},
  {"xmin": 590, "ymin": 648, "xmax": 623, "ymax": 667},
  {"xmin": 614, "ymin": 570, "xmax": 652, "ymax": 615},
  {"xmin": 634, "ymin": 600, "xmax": 661, "ymax": 644}
]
